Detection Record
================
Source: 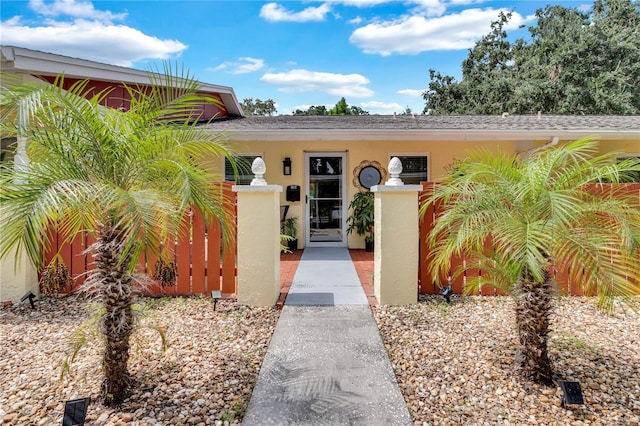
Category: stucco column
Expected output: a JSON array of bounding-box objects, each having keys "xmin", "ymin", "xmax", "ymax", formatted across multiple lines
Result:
[
  {"xmin": 371, "ymin": 157, "xmax": 422, "ymax": 305},
  {"xmin": 1, "ymin": 98, "xmax": 39, "ymax": 304},
  {"xmin": 0, "ymin": 250, "xmax": 39, "ymax": 304},
  {"xmin": 233, "ymin": 158, "xmax": 282, "ymax": 306}
]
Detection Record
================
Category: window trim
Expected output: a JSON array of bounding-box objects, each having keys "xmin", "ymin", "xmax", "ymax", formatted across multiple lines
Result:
[
  {"xmin": 224, "ymin": 153, "xmax": 264, "ymax": 184},
  {"xmin": 388, "ymin": 152, "xmax": 430, "ymax": 183}
]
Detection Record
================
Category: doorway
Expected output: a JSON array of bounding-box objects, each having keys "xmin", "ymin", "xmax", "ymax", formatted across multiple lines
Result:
[{"xmin": 305, "ymin": 153, "xmax": 347, "ymax": 247}]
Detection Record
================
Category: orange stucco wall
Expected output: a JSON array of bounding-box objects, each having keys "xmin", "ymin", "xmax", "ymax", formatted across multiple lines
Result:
[{"xmin": 218, "ymin": 137, "xmax": 639, "ymax": 249}]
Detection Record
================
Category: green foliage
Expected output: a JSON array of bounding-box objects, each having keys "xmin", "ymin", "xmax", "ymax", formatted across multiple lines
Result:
[
  {"xmin": 61, "ymin": 301, "xmax": 168, "ymax": 380},
  {"xmin": 0, "ymin": 64, "xmax": 236, "ymax": 404},
  {"xmin": 293, "ymin": 98, "xmax": 369, "ymax": 115},
  {"xmin": 292, "ymin": 105, "xmax": 328, "ymax": 115},
  {"xmin": 330, "ymin": 97, "xmax": 350, "ymax": 115},
  {"xmin": 422, "ymin": 137, "xmax": 640, "ymax": 383},
  {"xmin": 346, "ymin": 190, "xmax": 374, "ymax": 242},
  {"xmin": 423, "ymin": 137, "xmax": 640, "ymax": 310},
  {"xmin": 281, "ymin": 216, "xmax": 298, "ymax": 239},
  {"xmin": 424, "ymin": 0, "xmax": 640, "ymax": 114},
  {"xmin": 240, "ymin": 97, "xmax": 277, "ymax": 116},
  {"xmin": 280, "ymin": 216, "xmax": 298, "ymax": 252}
]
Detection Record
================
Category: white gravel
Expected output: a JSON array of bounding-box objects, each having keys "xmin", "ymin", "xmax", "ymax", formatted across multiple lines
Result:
[{"xmin": 1, "ymin": 294, "xmax": 639, "ymax": 425}]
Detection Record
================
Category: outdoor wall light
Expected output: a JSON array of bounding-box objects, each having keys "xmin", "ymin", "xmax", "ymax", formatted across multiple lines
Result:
[
  {"xmin": 283, "ymin": 157, "xmax": 292, "ymax": 176},
  {"xmin": 63, "ymin": 397, "xmax": 91, "ymax": 426},
  {"xmin": 558, "ymin": 380, "xmax": 584, "ymax": 407},
  {"xmin": 21, "ymin": 291, "xmax": 37, "ymax": 309},
  {"xmin": 211, "ymin": 290, "xmax": 222, "ymax": 311}
]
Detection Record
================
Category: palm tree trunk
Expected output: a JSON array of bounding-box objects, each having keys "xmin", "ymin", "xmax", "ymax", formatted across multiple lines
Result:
[
  {"xmin": 514, "ymin": 270, "xmax": 554, "ymax": 385},
  {"xmin": 94, "ymin": 226, "xmax": 134, "ymax": 405}
]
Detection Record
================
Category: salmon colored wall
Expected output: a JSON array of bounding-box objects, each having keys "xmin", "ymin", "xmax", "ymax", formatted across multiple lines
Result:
[{"xmin": 39, "ymin": 76, "xmax": 228, "ymax": 119}]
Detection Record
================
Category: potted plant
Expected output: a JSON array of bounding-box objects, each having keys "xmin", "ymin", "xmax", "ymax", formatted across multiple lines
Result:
[
  {"xmin": 282, "ymin": 216, "xmax": 298, "ymax": 251},
  {"xmin": 346, "ymin": 190, "xmax": 374, "ymax": 251}
]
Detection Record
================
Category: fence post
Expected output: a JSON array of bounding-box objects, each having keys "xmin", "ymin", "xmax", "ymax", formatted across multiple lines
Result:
[
  {"xmin": 233, "ymin": 158, "xmax": 282, "ymax": 306},
  {"xmin": 371, "ymin": 157, "xmax": 423, "ymax": 305}
]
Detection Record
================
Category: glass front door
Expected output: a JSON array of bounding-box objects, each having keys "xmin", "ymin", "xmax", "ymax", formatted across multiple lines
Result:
[{"xmin": 306, "ymin": 153, "xmax": 347, "ymax": 247}]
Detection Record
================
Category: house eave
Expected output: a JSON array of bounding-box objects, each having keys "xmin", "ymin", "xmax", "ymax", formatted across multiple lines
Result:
[
  {"xmin": 1, "ymin": 45, "xmax": 243, "ymax": 116},
  {"xmin": 223, "ymin": 129, "xmax": 640, "ymax": 142}
]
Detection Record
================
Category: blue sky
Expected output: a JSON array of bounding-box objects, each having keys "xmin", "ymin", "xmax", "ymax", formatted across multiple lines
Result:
[{"xmin": 1, "ymin": 0, "xmax": 589, "ymax": 115}]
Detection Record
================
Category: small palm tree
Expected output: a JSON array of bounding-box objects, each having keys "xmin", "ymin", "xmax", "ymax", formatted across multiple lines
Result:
[
  {"xmin": 422, "ymin": 138, "xmax": 640, "ymax": 384},
  {"xmin": 0, "ymin": 67, "xmax": 237, "ymax": 404}
]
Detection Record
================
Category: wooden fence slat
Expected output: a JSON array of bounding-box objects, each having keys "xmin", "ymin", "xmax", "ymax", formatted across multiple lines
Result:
[
  {"xmin": 207, "ymin": 218, "xmax": 222, "ymax": 294},
  {"xmin": 70, "ymin": 232, "xmax": 87, "ymax": 287},
  {"xmin": 144, "ymin": 248, "xmax": 161, "ymax": 296},
  {"xmin": 176, "ymin": 210, "xmax": 192, "ymax": 295},
  {"xmin": 221, "ymin": 183, "xmax": 237, "ymax": 295},
  {"xmin": 191, "ymin": 208, "xmax": 206, "ymax": 294}
]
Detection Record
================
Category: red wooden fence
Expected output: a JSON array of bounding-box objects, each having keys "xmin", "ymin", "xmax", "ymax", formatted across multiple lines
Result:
[
  {"xmin": 418, "ymin": 183, "xmax": 640, "ymax": 296},
  {"xmin": 42, "ymin": 182, "xmax": 237, "ymax": 297}
]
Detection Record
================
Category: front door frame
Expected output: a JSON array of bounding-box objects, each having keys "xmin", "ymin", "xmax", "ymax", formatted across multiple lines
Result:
[{"xmin": 305, "ymin": 152, "xmax": 348, "ymax": 247}]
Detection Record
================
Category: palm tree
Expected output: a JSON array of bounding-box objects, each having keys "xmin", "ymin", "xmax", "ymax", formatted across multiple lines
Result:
[
  {"xmin": 422, "ymin": 138, "xmax": 640, "ymax": 384},
  {"xmin": 0, "ymin": 68, "xmax": 237, "ymax": 404}
]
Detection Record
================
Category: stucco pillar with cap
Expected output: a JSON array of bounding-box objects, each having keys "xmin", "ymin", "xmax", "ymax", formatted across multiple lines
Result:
[
  {"xmin": 371, "ymin": 157, "xmax": 422, "ymax": 305},
  {"xmin": 233, "ymin": 157, "xmax": 282, "ymax": 306},
  {"xmin": 1, "ymin": 99, "xmax": 39, "ymax": 304}
]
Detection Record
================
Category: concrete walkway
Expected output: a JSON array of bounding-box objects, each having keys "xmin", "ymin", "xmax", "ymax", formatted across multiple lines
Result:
[{"xmin": 243, "ymin": 247, "xmax": 411, "ymax": 426}]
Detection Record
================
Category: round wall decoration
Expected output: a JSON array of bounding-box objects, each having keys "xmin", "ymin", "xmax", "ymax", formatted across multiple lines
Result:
[{"xmin": 352, "ymin": 160, "xmax": 387, "ymax": 190}]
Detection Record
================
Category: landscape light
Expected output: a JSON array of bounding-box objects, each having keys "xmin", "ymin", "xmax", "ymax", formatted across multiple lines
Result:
[
  {"xmin": 20, "ymin": 291, "xmax": 37, "ymax": 309},
  {"xmin": 62, "ymin": 397, "xmax": 91, "ymax": 426},
  {"xmin": 211, "ymin": 290, "xmax": 222, "ymax": 311},
  {"xmin": 558, "ymin": 380, "xmax": 585, "ymax": 407}
]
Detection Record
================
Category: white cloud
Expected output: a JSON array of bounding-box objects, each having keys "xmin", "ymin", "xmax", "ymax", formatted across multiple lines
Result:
[
  {"xmin": 398, "ymin": 89, "xmax": 425, "ymax": 97},
  {"xmin": 212, "ymin": 57, "xmax": 265, "ymax": 75},
  {"xmin": 349, "ymin": 16, "xmax": 363, "ymax": 25},
  {"xmin": 1, "ymin": 1, "xmax": 186, "ymax": 66},
  {"xmin": 260, "ymin": 2, "xmax": 332, "ymax": 23},
  {"xmin": 1, "ymin": 18, "xmax": 186, "ymax": 67},
  {"xmin": 350, "ymin": 8, "xmax": 530, "ymax": 55},
  {"xmin": 291, "ymin": 103, "xmax": 333, "ymax": 111},
  {"xmin": 327, "ymin": 0, "xmax": 392, "ymax": 7},
  {"xmin": 361, "ymin": 100, "xmax": 405, "ymax": 114},
  {"xmin": 28, "ymin": 0, "xmax": 127, "ymax": 22},
  {"xmin": 410, "ymin": 0, "xmax": 447, "ymax": 17},
  {"xmin": 261, "ymin": 69, "xmax": 374, "ymax": 98}
]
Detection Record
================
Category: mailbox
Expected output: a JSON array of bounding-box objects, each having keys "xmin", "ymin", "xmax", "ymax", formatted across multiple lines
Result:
[{"xmin": 286, "ymin": 185, "xmax": 300, "ymax": 202}]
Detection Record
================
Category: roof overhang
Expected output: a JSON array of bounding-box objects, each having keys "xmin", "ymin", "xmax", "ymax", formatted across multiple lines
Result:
[
  {"xmin": 223, "ymin": 129, "xmax": 640, "ymax": 142},
  {"xmin": 1, "ymin": 45, "xmax": 243, "ymax": 116}
]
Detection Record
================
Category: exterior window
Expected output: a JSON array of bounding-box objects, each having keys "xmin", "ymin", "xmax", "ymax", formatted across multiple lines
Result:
[
  {"xmin": 618, "ymin": 155, "xmax": 640, "ymax": 182},
  {"xmin": 225, "ymin": 155, "xmax": 261, "ymax": 184},
  {"xmin": 390, "ymin": 155, "xmax": 428, "ymax": 184}
]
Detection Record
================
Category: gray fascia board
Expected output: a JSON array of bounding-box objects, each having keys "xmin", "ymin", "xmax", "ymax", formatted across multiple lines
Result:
[{"xmin": 224, "ymin": 129, "xmax": 640, "ymax": 142}]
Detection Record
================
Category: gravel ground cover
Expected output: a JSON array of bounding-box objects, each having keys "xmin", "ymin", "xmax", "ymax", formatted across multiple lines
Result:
[
  {"xmin": 2, "ymin": 293, "xmax": 639, "ymax": 426},
  {"xmin": 0, "ymin": 295, "xmax": 279, "ymax": 425},
  {"xmin": 373, "ymin": 295, "xmax": 640, "ymax": 426}
]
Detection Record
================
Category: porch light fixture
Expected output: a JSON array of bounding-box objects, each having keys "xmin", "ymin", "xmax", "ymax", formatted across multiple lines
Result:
[
  {"xmin": 211, "ymin": 290, "xmax": 222, "ymax": 311},
  {"xmin": 558, "ymin": 380, "xmax": 584, "ymax": 407},
  {"xmin": 283, "ymin": 157, "xmax": 292, "ymax": 176},
  {"xmin": 62, "ymin": 397, "xmax": 91, "ymax": 426},
  {"xmin": 21, "ymin": 291, "xmax": 37, "ymax": 309}
]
